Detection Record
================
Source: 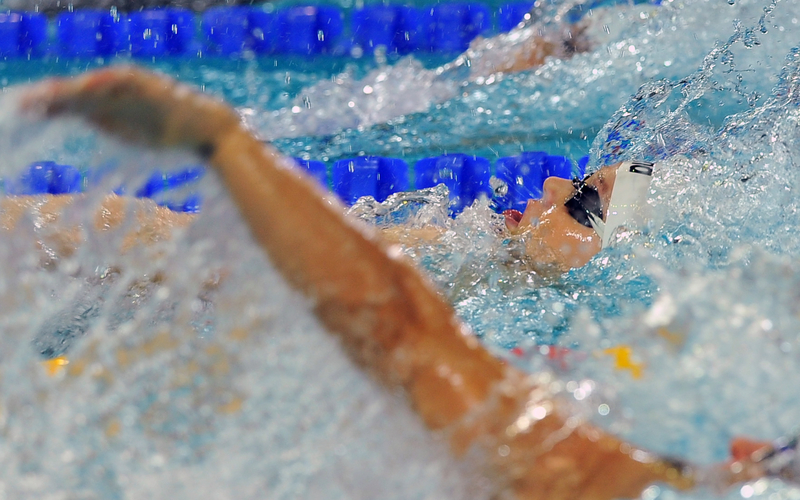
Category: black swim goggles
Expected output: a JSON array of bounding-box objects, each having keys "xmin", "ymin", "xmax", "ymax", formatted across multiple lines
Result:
[{"xmin": 564, "ymin": 177, "xmax": 604, "ymax": 229}]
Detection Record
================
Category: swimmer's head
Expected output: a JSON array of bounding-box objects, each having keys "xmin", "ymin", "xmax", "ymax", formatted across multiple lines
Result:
[{"xmin": 504, "ymin": 160, "xmax": 653, "ymax": 271}]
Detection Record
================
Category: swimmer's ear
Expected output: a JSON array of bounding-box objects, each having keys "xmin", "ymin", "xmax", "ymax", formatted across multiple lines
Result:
[{"xmin": 21, "ymin": 66, "xmax": 240, "ymax": 154}]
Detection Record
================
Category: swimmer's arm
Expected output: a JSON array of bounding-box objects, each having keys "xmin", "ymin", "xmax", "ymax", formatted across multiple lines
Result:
[
  {"xmin": 28, "ymin": 66, "xmax": 698, "ymax": 499},
  {"xmin": 1, "ymin": 194, "xmax": 194, "ymax": 261},
  {"xmin": 379, "ymin": 225, "xmax": 444, "ymax": 246},
  {"xmin": 452, "ymin": 22, "xmax": 590, "ymax": 77},
  {"xmin": 173, "ymin": 85, "xmax": 697, "ymax": 500}
]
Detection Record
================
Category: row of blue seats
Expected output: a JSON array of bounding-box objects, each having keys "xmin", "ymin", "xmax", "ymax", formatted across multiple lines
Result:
[
  {"xmin": 0, "ymin": 3, "xmax": 532, "ymax": 59},
  {"xmin": 5, "ymin": 152, "xmax": 590, "ymax": 215}
]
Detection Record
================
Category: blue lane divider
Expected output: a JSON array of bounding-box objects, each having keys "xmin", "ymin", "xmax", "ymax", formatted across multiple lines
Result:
[
  {"xmin": 496, "ymin": 2, "xmax": 534, "ymax": 32},
  {"xmin": 493, "ymin": 152, "xmax": 583, "ymax": 212},
  {"xmin": 129, "ymin": 8, "xmax": 197, "ymax": 57},
  {"xmin": 294, "ymin": 158, "xmax": 328, "ymax": 188},
  {"xmin": 0, "ymin": 11, "xmax": 46, "ymax": 57},
  {"xmin": 56, "ymin": 10, "xmax": 107, "ymax": 58},
  {"xmin": 351, "ymin": 5, "xmax": 403, "ymax": 54},
  {"xmin": 494, "ymin": 151, "xmax": 547, "ymax": 212},
  {"xmin": 201, "ymin": 5, "xmax": 343, "ymax": 56},
  {"xmin": 0, "ymin": 0, "xmax": 661, "ymax": 59},
  {"xmin": 5, "ymin": 151, "xmax": 584, "ymax": 216},
  {"xmin": 277, "ymin": 5, "xmax": 343, "ymax": 55},
  {"xmin": 414, "ymin": 154, "xmax": 491, "ymax": 214},
  {"xmin": 351, "ymin": 3, "xmax": 491, "ymax": 54},
  {"xmin": 332, "ymin": 156, "xmax": 409, "ymax": 204},
  {"xmin": 134, "ymin": 166, "xmax": 205, "ymax": 198},
  {"xmin": 202, "ymin": 7, "xmax": 250, "ymax": 56},
  {"xmin": 10, "ymin": 161, "xmax": 83, "ymax": 195},
  {"xmin": 430, "ymin": 3, "xmax": 491, "ymax": 53}
]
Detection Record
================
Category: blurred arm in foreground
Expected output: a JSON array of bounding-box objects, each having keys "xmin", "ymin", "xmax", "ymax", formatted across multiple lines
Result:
[{"xmin": 21, "ymin": 65, "xmax": 745, "ymax": 500}]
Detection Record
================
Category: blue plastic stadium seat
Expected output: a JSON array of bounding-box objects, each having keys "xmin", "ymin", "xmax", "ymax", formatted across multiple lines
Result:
[
  {"xmin": 415, "ymin": 154, "xmax": 491, "ymax": 213},
  {"xmin": 333, "ymin": 156, "xmax": 408, "ymax": 205}
]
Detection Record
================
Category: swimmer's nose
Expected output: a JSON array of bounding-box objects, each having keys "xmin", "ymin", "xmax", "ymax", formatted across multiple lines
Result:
[{"xmin": 541, "ymin": 176, "xmax": 575, "ymax": 207}]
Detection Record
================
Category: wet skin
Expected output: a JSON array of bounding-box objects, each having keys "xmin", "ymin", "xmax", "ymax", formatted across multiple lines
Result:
[{"xmin": 505, "ymin": 165, "xmax": 618, "ymax": 271}]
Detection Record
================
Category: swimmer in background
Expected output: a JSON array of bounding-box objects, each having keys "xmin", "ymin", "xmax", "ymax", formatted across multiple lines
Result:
[
  {"xmin": 272, "ymin": 0, "xmax": 661, "ymax": 137},
  {"xmin": 16, "ymin": 66, "xmax": 768, "ymax": 500},
  {"xmin": 440, "ymin": 0, "xmax": 660, "ymax": 78}
]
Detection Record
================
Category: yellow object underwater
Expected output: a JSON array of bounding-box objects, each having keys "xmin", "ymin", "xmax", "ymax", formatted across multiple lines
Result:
[
  {"xmin": 42, "ymin": 355, "xmax": 69, "ymax": 376},
  {"xmin": 601, "ymin": 345, "xmax": 644, "ymax": 379}
]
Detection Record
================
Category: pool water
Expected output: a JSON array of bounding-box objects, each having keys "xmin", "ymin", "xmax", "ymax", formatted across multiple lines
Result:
[{"xmin": 3, "ymin": 0, "xmax": 800, "ymax": 498}]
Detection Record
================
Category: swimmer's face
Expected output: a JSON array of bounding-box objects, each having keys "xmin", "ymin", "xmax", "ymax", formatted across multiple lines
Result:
[{"xmin": 505, "ymin": 165, "xmax": 618, "ymax": 271}]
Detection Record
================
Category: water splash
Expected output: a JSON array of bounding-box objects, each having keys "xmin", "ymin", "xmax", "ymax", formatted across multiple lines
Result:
[
  {"xmin": 5, "ymin": 0, "xmax": 800, "ymax": 498},
  {"xmin": 339, "ymin": 3, "xmax": 800, "ymax": 498}
]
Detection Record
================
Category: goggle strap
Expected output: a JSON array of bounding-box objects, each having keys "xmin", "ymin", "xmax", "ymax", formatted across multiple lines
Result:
[{"xmin": 589, "ymin": 212, "xmax": 605, "ymax": 239}]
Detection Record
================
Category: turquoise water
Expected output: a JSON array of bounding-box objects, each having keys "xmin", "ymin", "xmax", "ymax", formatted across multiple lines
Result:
[{"xmin": 3, "ymin": 0, "xmax": 800, "ymax": 498}]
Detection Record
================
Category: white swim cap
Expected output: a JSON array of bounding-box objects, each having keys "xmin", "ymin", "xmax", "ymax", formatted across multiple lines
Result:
[{"xmin": 588, "ymin": 160, "xmax": 655, "ymax": 248}]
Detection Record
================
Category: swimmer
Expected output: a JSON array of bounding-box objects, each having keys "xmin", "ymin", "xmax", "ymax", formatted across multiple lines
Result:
[
  {"xmin": 18, "ymin": 66, "xmax": 757, "ymax": 499},
  {"xmin": 445, "ymin": 1, "xmax": 660, "ymax": 78},
  {"xmin": 274, "ymin": 1, "xmax": 661, "ymax": 137}
]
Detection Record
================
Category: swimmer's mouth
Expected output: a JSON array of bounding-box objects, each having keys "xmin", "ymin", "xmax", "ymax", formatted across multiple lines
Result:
[{"xmin": 504, "ymin": 209, "xmax": 523, "ymax": 230}]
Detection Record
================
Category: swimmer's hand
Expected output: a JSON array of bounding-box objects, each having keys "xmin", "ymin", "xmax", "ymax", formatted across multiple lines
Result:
[
  {"xmin": 717, "ymin": 437, "xmax": 800, "ymax": 487},
  {"xmin": 686, "ymin": 438, "xmax": 781, "ymax": 493},
  {"xmin": 21, "ymin": 66, "xmax": 240, "ymax": 156}
]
